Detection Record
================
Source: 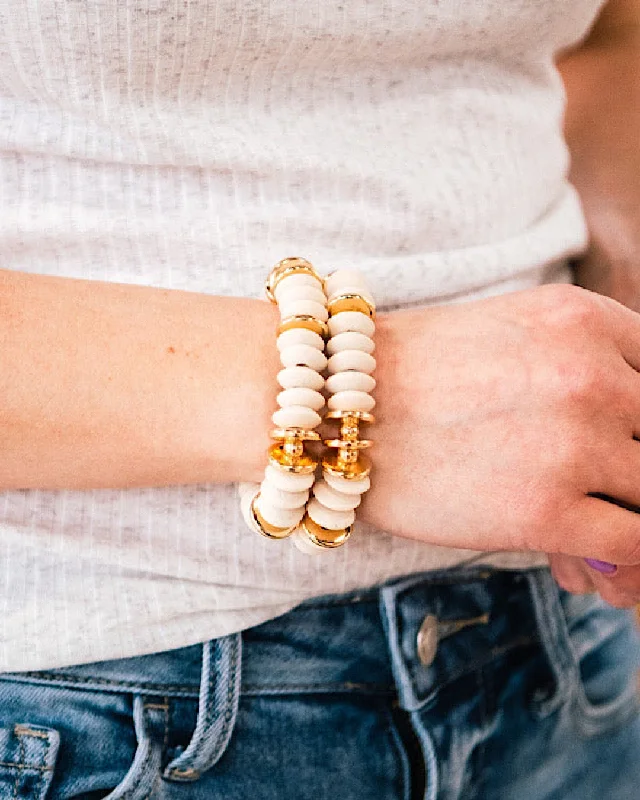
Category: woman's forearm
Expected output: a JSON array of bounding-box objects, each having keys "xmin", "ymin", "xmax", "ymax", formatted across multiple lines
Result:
[{"xmin": 0, "ymin": 268, "xmax": 279, "ymax": 489}]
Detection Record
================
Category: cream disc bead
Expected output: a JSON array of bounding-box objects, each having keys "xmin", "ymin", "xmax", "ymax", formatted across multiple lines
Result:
[
  {"xmin": 277, "ymin": 366, "xmax": 325, "ymax": 392},
  {"xmin": 273, "ymin": 273, "xmax": 323, "ymax": 302},
  {"xmin": 327, "ymin": 350, "xmax": 376, "ymax": 375},
  {"xmin": 292, "ymin": 528, "xmax": 327, "ymax": 555},
  {"xmin": 327, "ymin": 311, "xmax": 376, "ymax": 338},
  {"xmin": 277, "ymin": 387, "xmax": 325, "ymax": 411},
  {"xmin": 255, "ymin": 495, "xmax": 305, "ymax": 528},
  {"xmin": 276, "ymin": 284, "xmax": 327, "ymax": 308},
  {"xmin": 265, "ymin": 464, "xmax": 316, "ymax": 491},
  {"xmin": 327, "ymin": 390, "xmax": 375, "ymax": 413},
  {"xmin": 327, "ymin": 286, "xmax": 375, "ymax": 307},
  {"xmin": 272, "ymin": 405, "xmax": 322, "ymax": 429},
  {"xmin": 259, "ymin": 479, "xmax": 309, "ymax": 509},
  {"xmin": 279, "ymin": 344, "xmax": 328, "ymax": 372},
  {"xmin": 325, "ymin": 371, "xmax": 376, "ymax": 394},
  {"xmin": 313, "ymin": 480, "xmax": 362, "ymax": 511},
  {"xmin": 326, "ymin": 331, "xmax": 374, "ymax": 356},
  {"xmin": 277, "ymin": 328, "xmax": 324, "ymax": 353},
  {"xmin": 307, "ymin": 498, "xmax": 356, "ymax": 530},
  {"xmin": 324, "ymin": 472, "xmax": 371, "ymax": 495},
  {"xmin": 279, "ymin": 300, "xmax": 329, "ymax": 323},
  {"xmin": 240, "ymin": 488, "xmax": 264, "ymax": 536},
  {"xmin": 324, "ymin": 270, "xmax": 369, "ymax": 297}
]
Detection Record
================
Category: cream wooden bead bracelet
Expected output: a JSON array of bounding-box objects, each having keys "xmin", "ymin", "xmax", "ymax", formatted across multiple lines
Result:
[
  {"xmin": 294, "ymin": 269, "xmax": 376, "ymax": 553},
  {"xmin": 238, "ymin": 258, "xmax": 375, "ymax": 552}
]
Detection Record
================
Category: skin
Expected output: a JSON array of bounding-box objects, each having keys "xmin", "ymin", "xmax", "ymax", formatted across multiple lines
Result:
[
  {"xmin": 550, "ymin": 0, "xmax": 640, "ymax": 605},
  {"xmin": 2, "ymin": 1, "xmax": 639, "ymax": 607},
  {"xmin": 0, "ymin": 269, "xmax": 279, "ymax": 489},
  {"xmin": 362, "ymin": 285, "xmax": 640, "ymax": 570}
]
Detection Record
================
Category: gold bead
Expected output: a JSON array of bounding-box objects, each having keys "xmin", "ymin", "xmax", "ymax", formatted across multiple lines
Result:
[
  {"xmin": 325, "ymin": 410, "xmax": 375, "ymax": 425},
  {"xmin": 270, "ymin": 428, "xmax": 321, "ymax": 443},
  {"xmin": 342, "ymin": 424, "xmax": 360, "ymax": 439},
  {"xmin": 284, "ymin": 440, "xmax": 304, "ymax": 459},
  {"xmin": 269, "ymin": 428, "xmax": 322, "ymax": 461},
  {"xmin": 301, "ymin": 514, "xmax": 352, "ymax": 549},
  {"xmin": 269, "ymin": 442, "xmax": 317, "ymax": 475},
  {"xmin": 322, "ymin": 451, "xmax": 372, "ymax": 480},
  {"xmin": 250, "ymin": 495, "xmax": 297, "ymax": 540},
  {"xmin": 277, "ymin": 315, "xmax": 329, "ymax": 339},
  {"xmin": 327, "ymin": 294, "xmax": 376, "ymax": 319},
  {"xmin": 265, "ymin": 258, "xmax": 323, "ymax": 303},
  {"xmin": 323, "ymin": 438, "xmax": 373, "ymax": 451}
]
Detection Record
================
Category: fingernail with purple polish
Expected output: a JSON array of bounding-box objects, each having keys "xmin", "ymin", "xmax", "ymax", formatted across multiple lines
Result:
[{"xmin": 584, "ymin": 558, "xmax": 618, "ymax": 576}]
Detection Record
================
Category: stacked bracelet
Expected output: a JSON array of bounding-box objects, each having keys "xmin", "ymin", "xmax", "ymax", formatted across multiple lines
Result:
[
  {"xmin": 294, "ymin": 270, "xmax": 376, "ymax": 553},
  {"xmin": 239, "ymin": 258, "xmax": 328, "ymax": 540},
  {"xmin": 239, "ymin": 259, "xmax": 375, "ymax": 553}
]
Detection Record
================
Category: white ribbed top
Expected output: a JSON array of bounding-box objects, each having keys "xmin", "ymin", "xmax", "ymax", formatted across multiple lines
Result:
[{"xmin": 0, "ymin": 0, "xmax": 604, "ymax": 671}]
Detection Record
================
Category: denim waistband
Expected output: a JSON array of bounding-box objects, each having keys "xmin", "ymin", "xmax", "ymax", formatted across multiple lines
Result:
[
  {"xmin": 0, "ymin": 565, "xmax": 598, "ymax": 791},
  {"xmin": 0, "ymin": 565, "xmax": 560, "ymax": 701}
]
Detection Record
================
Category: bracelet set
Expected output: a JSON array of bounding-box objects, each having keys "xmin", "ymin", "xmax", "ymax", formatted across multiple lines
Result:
[{"xmin": 238, "ymin": 257, "xmax": 376, "ymax": 554}]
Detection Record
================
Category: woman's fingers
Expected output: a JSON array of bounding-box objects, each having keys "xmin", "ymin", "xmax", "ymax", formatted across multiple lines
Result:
[
  {"xmin": 591, "ymin": 440, "xmax": 640, "ymax": 513},
  {"xmin": 549, "ymin": 553, "xmax": 639, "ymax": 608},
  {"xmin": 562, "ymin": 495, "xmax": 640, "ymax": 565},
  {"xmin": 594, "ymin": 563, "xmax": 640, "ymax": 607},
  {"xmin": 549, "ymin": 554, "xmax": 596, "ymax": 594}
]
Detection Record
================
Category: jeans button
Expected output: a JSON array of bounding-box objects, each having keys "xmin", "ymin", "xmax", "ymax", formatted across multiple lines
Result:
[{"xmin": 417, "ymin": 614, "xmax": 439, "ymax": 666}]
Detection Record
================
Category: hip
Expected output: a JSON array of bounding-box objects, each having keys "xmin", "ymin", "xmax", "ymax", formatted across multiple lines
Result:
[{"xmin": 0, "ymin": 565, "xmax": 638, "ymax": 799}]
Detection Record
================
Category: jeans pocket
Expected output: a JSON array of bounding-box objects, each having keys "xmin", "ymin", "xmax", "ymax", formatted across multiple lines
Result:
[
  {"xmin": 0, "ymin": 722, "xmax": 60, "ymax": 799},
  {"xmin": 561, "ymin": 591, "xmax": 640, "ymax": 738}
]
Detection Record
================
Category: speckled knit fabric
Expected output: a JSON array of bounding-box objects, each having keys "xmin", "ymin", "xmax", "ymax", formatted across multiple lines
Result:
[{"xmin": 0, "ymin": 0, "xmax": 605, "ymax": 671}]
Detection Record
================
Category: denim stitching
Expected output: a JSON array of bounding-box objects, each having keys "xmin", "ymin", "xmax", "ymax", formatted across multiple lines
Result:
[
  {"xmin": 1, "ymin": 670, "xmax": 395, "ymax": 699},
  {"xmin": 383, "ymin": 705, "xmax": 411, "ymax": 800},
  {"xmin": 241, "ymin": 681, "xmax": 395, "ymax": 695},
  {"xmin": 163, "ymin": 697, "xmax": 170, "ymax": 757},
  {"xmin": 0, "ymin": 672, "xmax": 200, "ymax": 696},
  {"xmin": 13, "ymin": 729, "xmax": 24, "ymax": 798},
  {"xmin": 9, "ymin": 725, "xmax": 52, "ymax": 800},
  {"xmin": 38, "ymin": 731, "xmax": 50, "ymax": 800},
  {"xmin": 11, "ymin": 727, "xmax": 24, "ymax": 800},
  {"xmin": 0, "ymin": 762, "xmax": 52, "ymax": 771},
  {"xmin": 13, "ymin": 727, "xmax": 49, "ymax": 740}
]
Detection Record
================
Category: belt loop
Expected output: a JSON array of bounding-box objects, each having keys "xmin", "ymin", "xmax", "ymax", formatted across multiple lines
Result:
[
  {"xmin": 525, "ymin": 568, "xmax": 578, "ymax": 717},
  {"xmin": 105, "ymin": 695, "xmax": 167, "ymax": 799},
  {"xmin": 164, "ymin": 633, "xmax": 242, "ymax": 783}
]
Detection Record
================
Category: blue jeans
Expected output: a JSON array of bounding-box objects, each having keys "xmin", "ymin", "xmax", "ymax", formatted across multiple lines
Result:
[{"xmin": 0, "ymin": 566, "xmax": 638, "ymax": 799}]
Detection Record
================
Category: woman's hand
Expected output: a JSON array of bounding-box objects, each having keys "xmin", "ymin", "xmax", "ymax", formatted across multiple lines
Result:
[
  {"xmin": 547, "ymin": 3, "xmax": 640, "ymax": 604},
  {"xmin": 548, "ymin": 554, "xmax": 640, "ymax": 608},
  {"xmin": 359, "ymin": 284, "xmax": 640, "ymax": 579}
]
